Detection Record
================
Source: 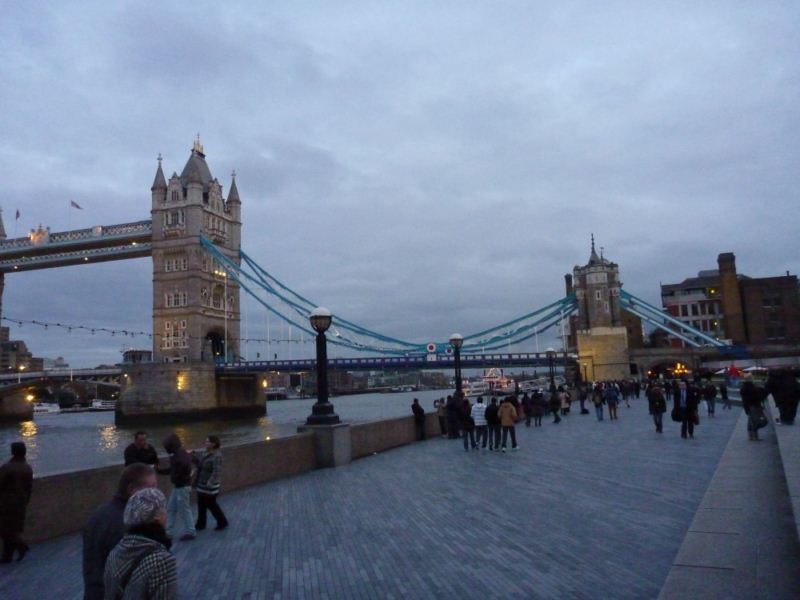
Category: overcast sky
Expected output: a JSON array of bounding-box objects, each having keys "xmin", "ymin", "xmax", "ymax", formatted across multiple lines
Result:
[{"xmin": 1, "ymin": 2, "xmax": 798, "ymax": 367}]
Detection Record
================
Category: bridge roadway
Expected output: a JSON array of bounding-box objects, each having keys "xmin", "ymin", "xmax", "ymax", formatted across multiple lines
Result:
[
  {"xmin": 5, "ymin": 398, "xmax": 797, "ymax": 598},
  {"xmin": 221, "ymin": 352, "xmax": 575, "ymax": 373}
]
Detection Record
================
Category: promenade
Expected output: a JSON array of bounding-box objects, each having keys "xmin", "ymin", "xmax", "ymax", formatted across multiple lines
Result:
[{"xmin": 2, "ymin": 398, "xmax": 797, "ymax": 599}]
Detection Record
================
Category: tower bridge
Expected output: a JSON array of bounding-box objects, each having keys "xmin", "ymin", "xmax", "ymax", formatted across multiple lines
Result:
[{"xmin": 1, "ymin": 139, "xmax": 788, "ymax": 422}]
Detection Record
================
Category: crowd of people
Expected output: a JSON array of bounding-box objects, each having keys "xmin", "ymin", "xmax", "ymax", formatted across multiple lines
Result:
[{"xmin": 0, "ymin": 429, "xmax": 230, "ymax": 599}]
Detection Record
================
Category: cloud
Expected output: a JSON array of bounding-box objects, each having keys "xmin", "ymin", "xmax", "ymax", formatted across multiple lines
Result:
[{"xmin": 0, "ymin": 1, "xmax": 798, "ymax": 365}]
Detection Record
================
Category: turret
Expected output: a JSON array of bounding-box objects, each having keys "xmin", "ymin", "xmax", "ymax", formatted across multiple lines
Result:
[{"xmin": 151, "ymin": 154, "xmax": 167, "ymax": 204}]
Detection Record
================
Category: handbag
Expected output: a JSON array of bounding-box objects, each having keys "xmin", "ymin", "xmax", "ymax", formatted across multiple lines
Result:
[{"xmin": 670, "ymin": 407, "xmax": 681, "ymax": 423}]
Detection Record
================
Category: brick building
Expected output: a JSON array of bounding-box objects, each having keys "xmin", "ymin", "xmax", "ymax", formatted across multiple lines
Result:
[{"xmin": 660, "ymin": 253, "xmax": 800, "ymax": 346}]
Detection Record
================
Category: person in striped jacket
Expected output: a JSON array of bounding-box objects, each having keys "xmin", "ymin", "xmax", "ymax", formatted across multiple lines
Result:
[{"xmin": 192, "ymin": 436, "xmax": 229, "ymax": 531}]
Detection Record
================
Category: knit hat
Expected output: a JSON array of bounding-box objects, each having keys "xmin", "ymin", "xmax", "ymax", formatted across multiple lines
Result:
[{"xmin": 124, "ymin": 487, "xmax": 167, "ymax": 527}]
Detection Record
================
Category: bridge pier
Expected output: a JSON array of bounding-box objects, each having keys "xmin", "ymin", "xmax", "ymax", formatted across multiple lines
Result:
[
  {"xmin": 0, "ymin": 386, "xmax": 34, "ymax": 422},
  {"xmin": 116, "ymin": 362, "xmax": 265, "ymax": 425}
]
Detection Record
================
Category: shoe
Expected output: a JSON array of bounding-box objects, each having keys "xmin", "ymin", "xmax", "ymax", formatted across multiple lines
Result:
[
  {"xmin": 179, "ymin": 534, "xmax": 196, "ymax": 541},
  {"xmin": 501, "ymin": 447, "xmax": 506, "ymax": 453},
  {"xmin": 512, "ymin": 446, "xmax": 519, "ymax": 451},
  {"xmin": 214, "ymin": 524, "xmax": 228, "ymax": 531}
]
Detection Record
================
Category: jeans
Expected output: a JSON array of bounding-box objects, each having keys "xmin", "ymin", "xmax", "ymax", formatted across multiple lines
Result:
[
  {"xmin": 167, "ymin": 486, "xmax": 196, "ymax": 538},
  {"xmin": 653, "ymin": 412, "xmax": 663, "ymax": 432},
  {"xmin": 595, "ymin": 404, "xmax": 604, "ymax": 421},
  {"xmin": 196, "ymin": 492, "xmax": 228, "ymax": 530},
  {"xmin": 463, "ymin": 429, "xmax": 476, "ymax": 450},
  {"xmin": 706, "ymin": 399, "xmax": 715, "ymax": 416},
  {"xmin": 489, "ymin": 425, "xmax": 501, "ymax": 449},
  {"xmin": 501, "ymin": 426, "xmax": 517, "ymax": 449},
  {"xmin": 475, "ymin": 425, "xmax": 488, "ymax": 447}
]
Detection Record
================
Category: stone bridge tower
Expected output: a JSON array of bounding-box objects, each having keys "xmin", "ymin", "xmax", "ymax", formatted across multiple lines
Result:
[
  {"xmin": 117, "ymin": 139, "xmax": 262, "ymax": 424},
  {"xmin": 150, "ymin": 138, "xmax": 241, "ymax": 363},
  {"xmin": 573, "ymin": 237, "xmax": 630, "ymax": 381}
]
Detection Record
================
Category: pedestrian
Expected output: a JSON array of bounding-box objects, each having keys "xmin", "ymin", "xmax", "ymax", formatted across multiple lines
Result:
[
  {"xmin": 622, "ymin": 380, "xmax": 631, "ymax": 408},
  {"xmin": 498, "ymin": 397, "xmax": 518, "ymax": 452},
  {"xmin": 648, "ymin": 383, "xmax": 667, "ymax": 433},
  {"xmin": 548, "ymin": 390, "xmax": 561, "ymax": 424},
  {"xmin": 604, "ymin": 383, "xmax": 620, "ymax": 420},
  {"xmin": 767, "ymin": 369, "xmax": 799, "ymax": 425},
  {"xmin": 634, "ymin": 379, "xmax": 642, "ymax": 399},
  {"xmin": 522, "ymin": 393, "xmax": 533, "ymax": 427},
  {"xmin": 741, "ymin": 375, "xmax": 767, "ymax": 441},
  {"xmin": 445, "ymin": 395, "xmax": 460, "ymax": 439},
  {"xmin": 720, "ymin": 381, "xmax": 731, "ymax": 410},
  {"xmin": 592, "ymin": 384, "xmax": 604, "ymax": 421},
  {"xmin": 703, "ymin": 381, "xmax": 717, "ymax": 418},
  {"xmin": 485, "ymin": 397, "xmax": 501, "ymax": 450},
  {"xmin": 434, "ymin": 397, "xmax": 448, "ymax": 437},
  {"xmin": 559, "ymin": 387, "xmax": 569, "ymax": 416},
  {"xmin": 156, "ymin": 433, "xmax": 196, "ymax": 541},
  {"xmin": 123, "ymin": 431, "xmax": 159, "ymax": 467},
  {"xmin": 192, "ymin": 436, "xmax": 229, "ymax": 532},
  {"xmin": 461, "ymin": 396, "xmax": 477, "ymax": 451},
  {"xmin": 578, "ymin": 383, "xmax": 590, "ymax": 415},
  {"xmin": 532, "ymin": 390, "xmax": 545, "ymax": 426},
  {"xmin": 672, "ymin": 380, "xmax": 698, "ymax": 439},
  {"xmin": 103, "ymin": 488, "xmax": 177, "ymax": 599},
  {"xmin": 0, "ymin": 442, "xmax": 33, "ymax": 563},
  {"xmin": 82, "ymin": 463, "xmax": 157, "ymax": 600},
  {"xmin": 472, "ymin": 397, "xmax": 488, "ymax": 449},
  {"xmin": 411, "ymin": 398, "xmax": 426, "ymax": 441}
]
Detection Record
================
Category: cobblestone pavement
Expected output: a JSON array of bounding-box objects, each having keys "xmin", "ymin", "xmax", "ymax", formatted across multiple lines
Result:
[{"xmin": 2, "ymin": 400, "xmax": 741, "ymax": 599}]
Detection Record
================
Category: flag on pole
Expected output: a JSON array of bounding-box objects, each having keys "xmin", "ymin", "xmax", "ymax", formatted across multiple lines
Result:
[
  {"xmin": 15, "ymin": 209, "xmax": 20, "ymax": 220},
  {"xmin": 70, "ymin": 200, "xmax": 83, "ymax": 210}
]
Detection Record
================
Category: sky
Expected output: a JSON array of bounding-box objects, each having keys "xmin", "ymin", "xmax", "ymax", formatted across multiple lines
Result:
[{"xmin": 1, "ymin": 1, "xmax": 799, "ymax": 367}]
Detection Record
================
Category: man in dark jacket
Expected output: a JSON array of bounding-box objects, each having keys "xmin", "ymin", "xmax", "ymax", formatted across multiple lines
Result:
[
  {"xmin": 82, "ymin": 463, "xmax": 157, "ymax": 600},
  {"xmin": 157, "ymin": 433, "xmax": 196, "ymax": 541},
  {"xmin": 673, "ymin": 380, "xmax": 699, "ymax": 439},
  {"xmin": 0, "ymin": 442, "xmax": 33, "ymax": 563},
  {"xmin": 411, "ymin": 398, "xmax": 426, "ymax": 440},
  {"xmin": 124, "ymin": 431, "xmax": 159, "ymax": 467},
  {"xmin": 485, "ymin": 397, "xmax": 501, "ymax": 451}
]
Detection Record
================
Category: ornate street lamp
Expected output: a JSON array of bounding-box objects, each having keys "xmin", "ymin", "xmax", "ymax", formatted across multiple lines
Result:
[
  {"xmin": 450, "ymin": 333, "xmax": 464, "ymax": 398},
  {"xmin": 305, "ymin": 307, "xmax": 340, "ymax": 425},
  {"xmin": 546, "ymin": 347, "xmax": 556, "ymax": 393}
]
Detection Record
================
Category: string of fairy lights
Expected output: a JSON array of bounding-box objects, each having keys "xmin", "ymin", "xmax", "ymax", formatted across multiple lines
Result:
[{"xmin": 0, "ymin": 316, "xmax": 316, "ymax": 345}]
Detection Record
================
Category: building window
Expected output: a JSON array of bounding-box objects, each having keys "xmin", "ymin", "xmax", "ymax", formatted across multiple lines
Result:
[
  {"xmin": 595, "ymin": 291, "xmax": 602, "ymax": 300},
  {"xmin": 171, "ymin": 190, "xmax": 178, "ymax": 202},
  {"xmin": 680, "ymin": 305, "xmax": 689, "ymax": 317},
  {"xmin": 691, "ymin": 304, "xmax": 699, "ymax": 316}
]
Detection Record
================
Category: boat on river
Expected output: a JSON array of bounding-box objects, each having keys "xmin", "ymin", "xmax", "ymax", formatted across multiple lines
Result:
[{"xmin": 33, "ymin": 403, "xmax": 61, "ymax": 415}]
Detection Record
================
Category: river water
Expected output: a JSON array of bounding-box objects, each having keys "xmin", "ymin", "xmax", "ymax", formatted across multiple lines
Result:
[{"xmin": 0, "ymin": 390, "xmax": 449, "ymax": 476}]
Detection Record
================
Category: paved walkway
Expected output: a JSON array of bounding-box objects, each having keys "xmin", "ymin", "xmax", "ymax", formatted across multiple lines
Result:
[
  {"xmin": 660, "ymin": 409, "xmax": 800, "ymax": 599},
  {"xmin": 0, "ymin": 400, "xmax": 764, "ymax": 599}
]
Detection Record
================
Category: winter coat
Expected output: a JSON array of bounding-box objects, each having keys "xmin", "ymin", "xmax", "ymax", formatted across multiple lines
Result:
[
  {"xmin": 484, "ymin": 403, "xmax": 500, "ymax": 426},
  {"xmin": 740, "ymin": 381, "xmax": 765, "ymax": 415},
  {"xmin": 471, "ymin": 403, "xmax": 487, "ymax": 427},
  {"xmin": 498, "ymin": 402, "xmax": 517, "ymax": 427},
  {"xmin": 192, "ymin": 450, "xmax": 223, "ymax": 496},
  {"xmin": 672, "ymin": 386, "xmax": 699, "ymax": 419},
  {"xmin": 648, "ymin": 388, "xmax": 667, "ymax": 414},
  {"xmin": 411, "ymin": 402, "xmax": 425, "ymax": 423},
  {"xmin": 123, "ymin": 444, "xmax": 158, "ymax": 467},
  {"xmin": 603, "ymin": 386, "xmax": 619, "ymax": 406},
  {"xmin": 0, "ymin": 456, "xmax": 33, "ymax": 536},
  {"xmin": 83, "ymin": 494, "xmax": 127, "ymax": 600},
  {"xmin": 532, "ymin": 393, "xmax": 546, "ymax": 416},
  {"xmin": 157, "ymin": 435, "xmax": 192, "ymax": 488},
  {"xmin": 104, "ymin": 527, "xmax": 177, "ymax": 600}
]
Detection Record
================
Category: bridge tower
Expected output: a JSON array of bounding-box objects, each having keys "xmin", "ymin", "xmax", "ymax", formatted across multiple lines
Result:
[
  {"xmin": 117, "ymin": 139, "xmax": 262, "ymax": 424},
  {"xmin": 150, "ymin": 137, "xmax": 241, "ymax": 363},
  {"xmin": 572, "ymin": 237, "xmax": 630, "ymax": 381}
]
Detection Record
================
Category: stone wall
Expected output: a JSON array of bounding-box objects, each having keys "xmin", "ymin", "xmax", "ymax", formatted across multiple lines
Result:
[{"xmin": 577, "ymin": 326, "xmax": 631, "ymax": 381}]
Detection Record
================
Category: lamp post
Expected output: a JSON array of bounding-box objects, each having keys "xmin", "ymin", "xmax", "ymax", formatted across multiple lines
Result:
[
  {"xmin": 546, "ymin": 347, "xmax": 556, "ymax": 393},
  {"xmin": 17, "ymin": 364, "xmax": 26, "ymax": 384},
  {"xmin": 305, "ymin": 307, "xmax": 340, "ymax": 425},
  {"xmin": 450, "ymin": 333, "xmax": 464, "ymax": 398},
  {"xmin": 582, "ymin": 362, "xmax": 588, "ymax": 384}
]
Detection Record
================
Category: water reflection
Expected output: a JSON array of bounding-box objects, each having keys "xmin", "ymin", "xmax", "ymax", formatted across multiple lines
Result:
[
  {"xmin": 99, "ymin": 425, "xmax": 118, "ymax": 451},
  {"xmin": 19, "ymin": 421, "xmax": 37, "ymax": 438}
]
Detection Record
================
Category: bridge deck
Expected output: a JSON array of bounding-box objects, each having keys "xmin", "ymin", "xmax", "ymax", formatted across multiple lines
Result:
[{"xmin": 4, "ymin": 399, "xmax": 796, "ymax": 598}]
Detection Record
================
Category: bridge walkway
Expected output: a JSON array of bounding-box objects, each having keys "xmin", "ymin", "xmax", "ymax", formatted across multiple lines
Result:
[{"xmin": 2, "ymin": 398, "xmax": 797, "ymax": 598}]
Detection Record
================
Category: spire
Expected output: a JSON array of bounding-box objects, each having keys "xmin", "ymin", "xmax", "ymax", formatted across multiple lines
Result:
[
  {"xmin": 0, "ymin": 208, "xmax": 6, "ymax": 240},
  {"xmin": 151, "ymin": 153, "xmax": 167, "ymax": 191},
  {"xmin": 588, "ymin": 233, "xmax": 601, "ymax": 265},
  {"xmin": 227, "ymin": 169, "xmax": 240, "ymax": 204}
]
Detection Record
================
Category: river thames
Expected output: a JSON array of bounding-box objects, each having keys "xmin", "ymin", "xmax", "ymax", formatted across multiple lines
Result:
[{"xmin": 0, "ymin": 390, "xmax": 448, "ymax": 476}]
